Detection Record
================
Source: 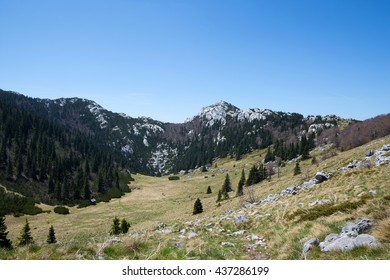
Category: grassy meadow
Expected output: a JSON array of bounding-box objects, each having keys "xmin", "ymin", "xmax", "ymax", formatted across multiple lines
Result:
[{"xmin": 1, "ymin": 136, "xmax": 390, "ymax": 259}]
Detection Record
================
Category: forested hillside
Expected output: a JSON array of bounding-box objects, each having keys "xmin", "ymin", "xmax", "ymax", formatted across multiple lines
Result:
[{"xmin": 0, "ymin": 91, "xmax": 132, "ymax": 215}]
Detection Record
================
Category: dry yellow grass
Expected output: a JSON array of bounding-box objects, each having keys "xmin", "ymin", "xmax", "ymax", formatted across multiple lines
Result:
[{"xmin": 2, "ymin": 136, "xmax": 390, "ymax": 259}]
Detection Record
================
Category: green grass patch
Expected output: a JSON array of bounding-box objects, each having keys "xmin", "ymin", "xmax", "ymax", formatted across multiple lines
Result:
[{"xmin": 287, "ymin": 196, "xmax": 369, "ymax": 222}]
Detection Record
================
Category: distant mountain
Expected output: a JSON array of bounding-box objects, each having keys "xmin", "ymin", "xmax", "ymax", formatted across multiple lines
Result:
[{"xmin": 0, "ymin": 90, "xmax": 347, "ymax": 176}]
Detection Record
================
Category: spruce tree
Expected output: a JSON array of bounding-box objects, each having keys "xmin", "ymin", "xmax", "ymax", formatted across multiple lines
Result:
[
  {"xmin": 0, "ymin": 215, "xmax": 12, "ymax": 249},
  {"xmin": 221, "ymin": 186, "xmax": 229, "ymax": 200},
  {"xmin": 206, "ymin": 186, "xmax": 212, "ymax": 194},
  {"xmin": 18, "ymin": 219, "xmax": 33, "ymax": 246},
  {"xmin": 236, "ymin": 171, "xmax": 244, "ymax": 197},
  {"xmin": 264, "ymin": 147, "xmax": 274, "ymax": 163},
  {"xmin": 216, "ymin": 190, "xmax": 222, "ymax": 202},
  {"xmin": 83, "ymin": 174, "xmax": 91, "ymax": 199},
  {"xmin": 239, "ymin": 169, "xmax": 246, "ymax": 187},
  {"xmin": 110, "ymin": 216, "xmax": 121, "ymax": 235},
  {"xmin": 294, "ymin": 162, "xmax": 301, "ymax": 176},
  {"xmin": 120, "ymin": 219, "xmax": 131, "ymax": 234},
  {"xmin": 193, "ymin": 198, "xmax": 203, "ymax": 215},
  {"xmin": 48, "ymin": 175, "xmax": 55, "ymax": 194},
  {"xmin": 222, "ymin": 174, "xmax": 232, "ymax": 193},
  {"xmin": 47, "ymin": 225, "xmax": 57, "ymax": 244}
]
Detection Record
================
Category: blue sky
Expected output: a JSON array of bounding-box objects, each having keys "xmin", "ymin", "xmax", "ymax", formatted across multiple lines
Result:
[{"xmin": 0, "ymin": 0, "xmax": 389, "ymax": 123}]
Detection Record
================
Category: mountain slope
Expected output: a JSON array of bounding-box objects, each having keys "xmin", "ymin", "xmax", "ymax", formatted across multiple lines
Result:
[
  {"xmin": 0, "ymin": 90, "xmax": 348, "ymax": 176},
  {"xmin": 0, "ymin": 90, "xmax": 132, "ymax": 212}
]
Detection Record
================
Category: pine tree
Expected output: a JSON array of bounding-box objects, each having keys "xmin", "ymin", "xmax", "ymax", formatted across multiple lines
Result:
[
  {"xmin": 216, "ymin": 190, "xmax": 222, "ymax": 202},
  {"xmin": 222, "ymin": 174, "xmax": 232, "ymax": 193},
  {"xmin": 239, "ymin": 169, "xmax": 246, "ymax": 187},
  {"xmin": 120, "ymin": 219, "xmax": 131, "ymax": 234},
  {"xmin": 6, "ymin": 157, "xmax": 13, "ymax": 180},
  {"xmin": 47, "ymin": 225, "xmax": 57, "ymax": 244},
  {"xmin": 193, "ymin": 198, "xmax": 203, "ymax": 215},
  {"xmin": 18, "ymin": 219, "xmax": 33, "ymax": 246},
  {"xmin": 246, "ymin": 165, "xmax": 261, "ymax": 186},
  {"xmin": 236, "ymin": 183, "xmax": 244, "ymax": 197},
  {"xmin": 264, "ymin": 147, "xmax": 274, "ymax": 163},
  {"xmin": 97, "ymin": 171, "xmax": 105, "ymax": 193},
  {"xmin": 0, "ymin": 215, "xmax": 13, "ymax": 249},
  {"xmin": 110, "ymin": 216, "xmax": 121, "ymax": 235},
  {"xmin": 206, "ymin": 186, "xmax": 212, "ymax": 194},
  {"xmin": 48, "ymin": 174, "xmax": 55, "ymax": 194},
  {"xmin": 83, "ymin": 174, "xmax": 91, "ymax": 199},
  {"xmin": 294, "ymin": 162, "xmax": 301, "ymax": 176}
]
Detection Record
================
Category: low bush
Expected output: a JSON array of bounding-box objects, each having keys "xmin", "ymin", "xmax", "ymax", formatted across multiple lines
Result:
[
  {"xmin": 287, "ymin": 196, "xmax": 369, "ymax": 222},
  {"xmin": 168, "ymin": 176, "xmax": 180, "ymax": 181},
  {"xmin": 53, "ymin": 206, "xmax": 70, "ymax": 215}
]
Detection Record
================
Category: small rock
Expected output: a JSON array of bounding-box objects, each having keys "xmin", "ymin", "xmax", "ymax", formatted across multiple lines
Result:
[
  {"xmin": 187, "ymin": 231, "xmax": 197, "ymax": 239},
  {"xmin": 315, "ymin": 172, "xmax": 330, "ymax": 184},
  {"xmin": 131, "ymin": 233, "xmax": 141, "ymax": 239},
  {"xmin": 320, "ymin": 235, "xmax": 355, "ymax": 252},
  {"xmin": 235, "ymin": 215, "xmax": 248, "ymax": 225},
  {"xmin": 353, "ymin": 234, "xmax": 379, "ymax": 248},
  {"xmin": 302, "ymin": 238, "xmax": 319, "ymax": 256},
  {"xmin": 174, "ymin": 241, "xmax": 186, "ymax": 248},
  {"xmin": 251, "ymin": 234, "xmax": 261, "ymax": 241},
  {"xmin": 158, "ymin": 229, "xmax": 172, "ymax": 234},
  {"xmin": 221, "ymin": 242, "xmax": 235, "ymax": 247},
  {"xmin": 381, "ymin": 144, "xmax": 390, "ymax": 151},
  {"xmin": 309, "ymin": 199, "xmax": 332, "ymax": 207},
  {"xmin": 368, "ymin": 189, "xmax": 377, "ymax": 196},
  {"xmin": 232, "ymin": 230, "xmax": 246, "ymax": 236},
  {"xmin": 179, "ymin": 229, "xmax": 186, "ymax": 235},
  {"xmin": 341, "ymin": 218, "xmax": 373, "ymax": 237},
  {"xmin": 365, "ymin": 150, "xmax": 374, "ymax": 157},
  {"xmin": 109, "ymin": 237, "xmax": 123, "ymax": 243}
]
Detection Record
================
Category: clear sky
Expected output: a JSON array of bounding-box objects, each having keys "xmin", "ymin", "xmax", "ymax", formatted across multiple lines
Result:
[{"xmin": 0, "ymin": 0, "xmax": 389, "ymax": 123}]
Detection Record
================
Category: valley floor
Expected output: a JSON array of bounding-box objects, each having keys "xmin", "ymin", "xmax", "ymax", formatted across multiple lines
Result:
[{"xmin": 1, "ymin": 136, "xmax": 390, "ymax": 260}]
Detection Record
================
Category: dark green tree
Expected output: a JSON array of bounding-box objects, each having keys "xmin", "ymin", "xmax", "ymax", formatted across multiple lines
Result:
[
  {"xmin": 246, "ymin": 165, "xmax": 261, "ymax": 186},
  {"xmin": 0, "ymin": 216, "xmax": 12, "ymax": 249},
  {"xmin": 236, "ymin": 170, "xmax": 245, "ymax": 197},
  {"xmin": 6, "ymin": 157, "xmax": 13, "ymax": 180},
  {"xmin": 222, "ymin": 174, "xmax": 232, "ymax": 193},
  {"xmin": 120, "ymin": 219, "xmax": 131, "ymax": 234},
  {"xmin": 294, "ymin": 162, "xmax": 301, "ymax": 176},
  {"xmin": 206, "ymin": 186, "xmax": 212, "ymax": 194},
  {"xmin": 83, "ymin": 174, "xmax": 91, "ymax": 199},
  {"xmin": 110, "ymin": 216, "xmax": 121, "ymax": 235},
  {"xmin": 221, "ymin": 186, "xmax": 229, "ymax": 200},
  {"xmin": 216, "ymin": 190, "xmax": 222, "ymax": 202},
  {"xmin": 18, "ymin": 219, "xmax": 33, "ymax": 246},
  {"xmin": 48, "ymin": 174, "xmax": 55, "ymax": 194},
  {"xmin": 264, "ymin": 147, "xmax": 275, "ymax": 163},
  {"xmin": 193, "ymin": 198, "xmax": 203, "ymax": 215},
  {"xmin": 47, "ymin": 225, "xmax": 57, "ymax": 244}
]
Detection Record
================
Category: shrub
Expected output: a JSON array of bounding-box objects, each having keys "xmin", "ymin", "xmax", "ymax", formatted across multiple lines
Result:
[
  {"xmin": 288, "ymin": 196, "xmax": 369, "ymax": 222},
  {"xmin": 193, "ymin": 198, "xmax": 203, "ymax": 215},
  {"xmin": 121, "ymin": 219, "xmax": 131, "ymax": 234},
  {"xmin": 53, "ymin": 206, "xmax": 70, "ymax": 215},
  {"xmin": 111, "ymin": 216, "xmax": 121, "ymax": 235},
  {"xmin": 168, "ymin": 176, "xmax": 180, "ymax": 181}
]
